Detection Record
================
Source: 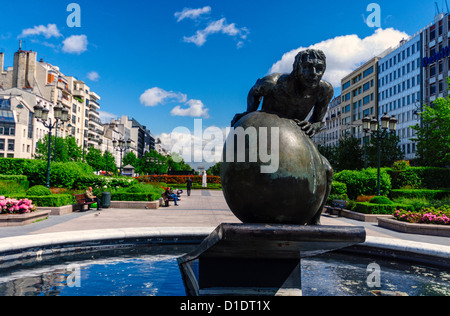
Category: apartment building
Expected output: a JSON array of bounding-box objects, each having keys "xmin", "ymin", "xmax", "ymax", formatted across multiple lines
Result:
[
  {"xmin": 423, "ymin": 13, "xmax": 450, "ymax": 101},
  {"xmin": 378, "ymin": 34, "xmax": 423, "ymax": 160},
  {"xmin": 340, "ymin": 57, "xmax": 380, "ymax": 145},
  {"xmin": 0, "ymin": 47, "xmax": 109, "ymax": 159},
  {"xmin": 0, "ymin": 87, "xmax": 57, "ymax": 159}
]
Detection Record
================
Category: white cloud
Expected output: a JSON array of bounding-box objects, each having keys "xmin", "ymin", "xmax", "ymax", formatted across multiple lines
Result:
[
  {"xmin": 157, "ymin": 125, "xmax": 226, "ymax": 163},
  {"xmin": 269, "ymin": 28, "xmax": 409, "ymax": 87},
  {"xmin": 140, "ymin": 87, "xmax": 187, "ymax": 107},
  {"xmin": 87, "ymin": 71, "xmax": 100, "ymax": 82},
  {"xmin": 19, "ymin": 24, "xmax": 62, "ymax": 39},
  {"xmin": 175, "ymin": 6, "xmax": 211, "ymax": 22},
  {"xmin": 183, "ymin": 18, "xmax": 249, "ymax": 47},
  {"xmin": 140, "ymin": 87, "xmax": 210, "ymax": 118},
  {"xmin": 98, "ymin": 110, "xmax": 118, "ymax": 123},
  {"xmin": 62, "ymin": 35, "xmax": 88, "ymax": 54},
  {"xmin": 171, "ymin": 99, "xmax": 210, "ymax": 118}
]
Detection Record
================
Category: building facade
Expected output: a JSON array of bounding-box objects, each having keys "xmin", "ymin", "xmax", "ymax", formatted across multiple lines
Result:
[
  {"xmin": 422, "ymin": 13, "xmax": 450, "ymax": 103},
  {"xmin": 378, "ymin": 34, "xmax": 423, "ymax": 160},
  {"xmin": 340, "ymin": 57, "xmax": 380, "ymax": 145}
]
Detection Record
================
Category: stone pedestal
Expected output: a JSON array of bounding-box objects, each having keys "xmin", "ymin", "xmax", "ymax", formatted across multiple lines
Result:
[{"xmin": 178, "ymin": 223, "xmax": 366, "ymax": 296}]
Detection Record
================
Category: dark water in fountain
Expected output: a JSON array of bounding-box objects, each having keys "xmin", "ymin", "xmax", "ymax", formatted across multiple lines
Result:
[{"xmin": 0, "ymin": 245, "xmax": 448, "ymax": 296}]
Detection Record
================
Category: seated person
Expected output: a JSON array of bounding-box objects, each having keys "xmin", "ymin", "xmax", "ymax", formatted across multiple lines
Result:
[
  {"xmin": 164, "ymin": 187, "xmax": 179, "ymax": 206},
  {"xmin": 85, "ymin": 186, "xmax": 102, "ymax": 210}
]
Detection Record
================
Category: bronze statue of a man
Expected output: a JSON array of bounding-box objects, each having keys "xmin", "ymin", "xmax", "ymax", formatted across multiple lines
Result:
[
  {"xmin": 232, "ymin": 49, "xmax": 334, "ymax": 138},
  {"xmin": 227, "ymin": 49, "xmax": 334, "ymax": 225}
]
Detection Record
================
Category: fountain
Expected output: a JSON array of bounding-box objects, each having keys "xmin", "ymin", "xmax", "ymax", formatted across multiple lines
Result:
[{"xmin": 178, "ymin": 49, "xmax": 367, "ymax": 296}]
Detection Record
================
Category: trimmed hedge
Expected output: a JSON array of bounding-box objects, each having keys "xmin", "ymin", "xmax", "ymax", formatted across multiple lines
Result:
[
  {"xmin": 74, "ymin": 175, "xmax": 137, "ymax": 190},
  {"xmin": 387, "ymin": 167, "xmax": 450, "ymax": 189},
  {"xmin": 389, "ymin": 189, "xmax": 450, "ymax": 200},
  {"xmin": 353, "ymin": 202, "xmax": 414, "ymax": 215},
  {"xmin": 369, "ymin": 196, "xmax": 394, "ymax": 205},
  {"xmin": 26, "ymin": 185, "xmax": 51, "ymax": 196},
  {"xmin": 334, "ymin": 168, "xmax": 391, "ymax": 200},
  {"xmin": 10, "ymin": 194, "xmax": 74, "ymax": 207},
  {"xmin": 110, "ymin": 192, "xmax": 160, "ymax": 202}
]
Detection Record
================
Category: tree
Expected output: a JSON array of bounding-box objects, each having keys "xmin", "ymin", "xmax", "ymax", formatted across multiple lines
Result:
[
  {"xmin": 366, "ymin": 130, "xmax": 404, "ymax": 168},
  {"xmin": 123, "ymin": 151, "xmax": 138, "ymax": 170},
  {"xmin": 35, "ymin": 135, "xmax": 83, "ymax": 162},
  {"xmin": 333, "ymin": 135, "xmax": 364, "ymax": 171},
  {"xmin": 207, "ymin": 162, "xmax": 222, "ymax": 176},
  {"xmin": 102, "ymin": 151, "xmax": 117, "ymax": 174},
  {"xmin": 85, "ymin": 147, "xmax": 103, "ymax": 171},
  {"xmin": 412, "ymin": 96, "xmax": 450, "ymax": 167}
]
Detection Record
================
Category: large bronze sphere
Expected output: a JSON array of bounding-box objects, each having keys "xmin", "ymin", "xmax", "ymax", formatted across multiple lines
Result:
[{"xmin": 221, "ymin": 111, "xmax": 328, "ymax": 225}]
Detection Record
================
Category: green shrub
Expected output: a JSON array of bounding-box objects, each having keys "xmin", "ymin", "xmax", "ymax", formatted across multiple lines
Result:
[
  {"xmin": 334, "ymin": 168, "xmax": 391, "ymax": 200},
  {"xmin": 11, "ymin": 194, "xmax": 74, "ymax": 207},
  {"xmin": 0, "ymin": 180, "xmax": 28, "ymax": 196},
  {"xmin": 369, "ymin": 196, "xmax": 394, "ymax": 205},
  {"xmin": 387, "ymin": 167, "xmax": 450, "ymax": 190},
  {"xmin": 74, "ymin": 175, "xmax": 137, "ymax": 190},
  {"xmin": 26, "ymin": 185, "xmax": 51, "ymax": 196},
  {"xmin": 110, "ymin": 192, "xmax": 160, "ymax": 202},
  {"xmin": 353, "ymin": 202, "xmax": 413, "ymax": 215},
  {"xmin": 331, "ymin": 181, "xmax": 347, "ymax": 196}
]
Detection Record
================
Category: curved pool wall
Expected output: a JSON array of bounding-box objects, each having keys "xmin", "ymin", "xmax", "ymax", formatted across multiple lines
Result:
[{"xmin": 0, "ymin": 227, "xmax": 450, "ymax": 269}]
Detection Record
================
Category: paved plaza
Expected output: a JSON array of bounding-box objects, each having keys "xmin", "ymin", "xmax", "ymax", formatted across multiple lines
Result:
[{"xmin": 0, "ymin": 190, "xmax": 449, "ymax": 247}]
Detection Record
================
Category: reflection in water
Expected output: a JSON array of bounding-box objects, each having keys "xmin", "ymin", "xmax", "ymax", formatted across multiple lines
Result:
[
  {"xmin": 0, "ymin": 246, "xmax": 449, "ymax": 296},
  {"xmin": 302, "ymin": 252, "xmax": 450, "ymax": 296}
]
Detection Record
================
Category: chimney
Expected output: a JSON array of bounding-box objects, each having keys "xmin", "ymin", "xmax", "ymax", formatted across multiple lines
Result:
[
  {"xmin": 12, "ymin": 50, "xmax": 37, "ymax": 89},
  {"xmin": 0, "ymin": 52, "xmax": 4, "ymax": 73}
]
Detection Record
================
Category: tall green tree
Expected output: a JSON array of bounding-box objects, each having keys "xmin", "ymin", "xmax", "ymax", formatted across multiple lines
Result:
[
  {"xmin": 412, "ymin": 96, "xmax": 450, "ymax": 167},
  {"xmin": 85, "ymin": 147, "xmax": 103, "ymax": 171},
  {"xmin": 333, "ymin": 135, "xmax": 364, "ymax": 171},
  {"xmin": 102, "ymin": 151, "xmax": 117, "ymax": 174},
  {"xmin": 366, "ymin": 130, "xmax": 404, "ymax": 168},
  {"xmin": 35, "ymin": 135, "xmax": 83, "ymax": 162}
]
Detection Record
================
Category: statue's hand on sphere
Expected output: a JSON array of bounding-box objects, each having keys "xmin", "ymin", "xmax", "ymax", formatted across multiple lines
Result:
[{"xmin": 294, "ymin": 120, "xmax": 321, "ymax": 138}]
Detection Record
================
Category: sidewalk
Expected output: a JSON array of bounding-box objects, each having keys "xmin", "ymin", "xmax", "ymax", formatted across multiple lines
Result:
[{"xmin": 0, "ymin": 190, "xmax": 449, "ymax": 247}]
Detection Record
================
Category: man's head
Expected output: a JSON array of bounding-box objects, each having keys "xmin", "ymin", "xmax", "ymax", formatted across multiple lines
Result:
[
  {"xmin": 292, "ymin": 49, "xmax": 326, "ymax": 88},
  {"xmin": 88, "ymin": 187, "xmax": 92, "ymax": 191}
]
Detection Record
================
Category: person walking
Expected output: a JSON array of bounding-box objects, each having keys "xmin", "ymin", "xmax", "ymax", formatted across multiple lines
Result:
[{"xmin": 186, "ymin": 177, "xmax": 193, "ymax": 197}]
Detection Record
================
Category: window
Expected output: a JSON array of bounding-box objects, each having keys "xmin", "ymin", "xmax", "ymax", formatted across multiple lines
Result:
[
  {"xmin": 343, "ymin": 81, "xmax": 351, "ymax": 90},
  {"xmin": 7, "ymin": 139, "xmax": 14, "ymax": 151},
  {"xmin": 363, "ymin": 82, "xmax": 370, "ymax": 92},
  {"xmin": 363, "ymin": 96, "xmax": 371, "ymax": 105},
  {"xmin": 363, "ymin": 66, "xmax": 374, "ymax": 78},
  {"xmin": 0, "ymin": 139, "xmax": 4, "ymax": 151}
]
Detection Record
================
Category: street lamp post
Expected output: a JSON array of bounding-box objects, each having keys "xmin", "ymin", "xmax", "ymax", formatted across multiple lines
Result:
[
  {"xmin": 33, "ymin": 103, "xmax": 69, "ymax": 188},
  {"xmin": 112, "ymin": 138, "xmax": 132, "ymax": 176},
  {"xmin": 363, "ymin": 114, "xmax": 398, "ymax": 196}
]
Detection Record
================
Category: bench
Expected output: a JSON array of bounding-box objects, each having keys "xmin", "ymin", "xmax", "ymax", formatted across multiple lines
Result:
[
  {"xmin": 74, "ymin": 194, "xmax": 95, "ymax": 211},
  {"xmin": 161, "ymin": 190, "xmax": 183, "ymax": 207},
  {"xmin": 324, "ymin": 200, "xmax": 348, "ymax": 217}
]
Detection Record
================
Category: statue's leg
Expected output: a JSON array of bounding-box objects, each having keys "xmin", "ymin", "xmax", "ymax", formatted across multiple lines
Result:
[{"xmin": 308, "ymin": 155, "xmax": 334, "ymax": 226}]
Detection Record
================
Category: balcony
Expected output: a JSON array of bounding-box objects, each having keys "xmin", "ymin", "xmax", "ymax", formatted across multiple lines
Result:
[
  {"xmin": 73, "ymin": 89, "xmax": 85, "ymax": 98},
  {"xmin": 89, "ymin": 99, "xmax": 100, "ymax": 109}
]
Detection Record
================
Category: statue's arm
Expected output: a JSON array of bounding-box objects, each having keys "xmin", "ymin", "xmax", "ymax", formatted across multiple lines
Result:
[
  {"xmin": 298, "ymin": 81, "xmax": 334, "ymax": 137},
  {"xmin": 231, "ymin": 75, "xmax": 278, "ymax": 126},
  {"xmin": 247, "ymin": 79, "xmax": 265, "ymax": 112},
  {"xmin": 310, "ymin": 80, "xmax": 334, "ymax": 124}
]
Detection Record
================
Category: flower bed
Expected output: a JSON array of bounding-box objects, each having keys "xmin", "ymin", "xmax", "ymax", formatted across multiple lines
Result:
[
  {"xmin": 393, "ymin": 206, "xmax": 450, "ymax": 226},
  {"xmin": 0, "ymin": 196, "xmax": 36, "ymax": 214}
]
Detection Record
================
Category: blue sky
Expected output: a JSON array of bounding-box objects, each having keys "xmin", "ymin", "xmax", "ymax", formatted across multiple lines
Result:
[{"xmin": 0, "ymin": 0, "xmax": 443, "ymax": 141}]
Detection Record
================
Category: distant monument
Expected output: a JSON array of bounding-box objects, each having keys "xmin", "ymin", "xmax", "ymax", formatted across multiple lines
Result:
[{"xmin": 222, "ymin": 49, "xmax": 334, "ymax": 225}]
